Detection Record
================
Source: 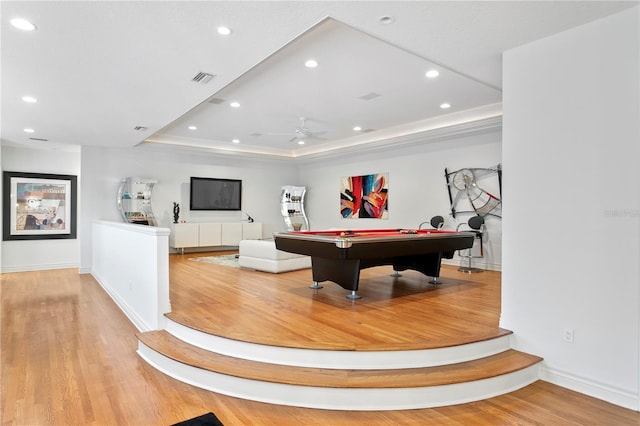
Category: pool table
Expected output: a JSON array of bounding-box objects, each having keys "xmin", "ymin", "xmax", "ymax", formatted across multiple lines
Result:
[{"xmin": 273, "ymin": 228, "xmax": 475, "ymax": 299}]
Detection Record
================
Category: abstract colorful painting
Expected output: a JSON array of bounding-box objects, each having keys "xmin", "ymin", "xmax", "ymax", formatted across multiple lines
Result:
[{"xmin": 340, "ymin": 173, "xmax": 388, "ymax": 219}]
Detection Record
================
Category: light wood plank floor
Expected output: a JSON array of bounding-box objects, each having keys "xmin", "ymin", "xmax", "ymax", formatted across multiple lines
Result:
[
  {"xmin": 168, "ymin": 252, "xmax": 509, "ymax": 351},
  {"xmin": 1, "ymin": 253, "xmax": 638, "ymax": 425}
]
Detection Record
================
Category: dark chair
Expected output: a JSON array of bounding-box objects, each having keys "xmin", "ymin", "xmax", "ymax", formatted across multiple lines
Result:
[
  {"xmin": 430, "ymin": 215, "xmax": 445, "ymax": 230},
  {"xmin": 418, "ymin": 215, "xmax": 444, "ymax": 230},
  {"xmin": 456, "ymin": 215, "xmax": 485, "ymax": 273},
  {"xmin": 413, "ymin": 215, "xmax": 447, "ymax": 284}
]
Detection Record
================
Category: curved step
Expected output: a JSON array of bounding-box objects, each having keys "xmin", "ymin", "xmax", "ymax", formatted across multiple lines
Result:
[
  {"xmin": 165, "ymin": 309, "xmax": 512, "ymax": 351},
  {"xmin": 165, "ymin": 317, "xmax": 513, "ymax": 369},
  {"xmin": 137, "ymin": 330, "xmax": 543, "ymax": 410}
]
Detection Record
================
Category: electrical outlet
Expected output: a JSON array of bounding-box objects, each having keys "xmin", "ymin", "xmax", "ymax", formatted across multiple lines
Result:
[{"xmin": 563, "ymin": 328, "xmax": 574, "ymax": 343}]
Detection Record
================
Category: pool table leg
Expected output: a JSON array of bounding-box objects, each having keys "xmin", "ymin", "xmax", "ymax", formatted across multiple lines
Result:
[
  {"xmin": 390, "ymin": 270, "xmax": 402, "ymax": 278},
  {"xmin": 309, "ymin": 281, "xmax": 323, "ymax": 290},
  {"xmin": 346, "ymin": 290, "xmax": 362, "ymax": 300},
  {"xmin": 430, "ymin": 277, "xmax": 441, "ymax": 285}
]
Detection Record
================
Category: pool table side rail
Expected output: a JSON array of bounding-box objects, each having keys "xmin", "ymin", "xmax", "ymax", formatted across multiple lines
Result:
[{"xmin": 273, "ymin": 231, "xmax": 476, "ymax": 259}]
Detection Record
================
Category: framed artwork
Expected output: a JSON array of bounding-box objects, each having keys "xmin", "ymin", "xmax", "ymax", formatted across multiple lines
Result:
[
  {"xmin": 340, "ymin": 173, "xmax": 388, "ymax": 219},
  {"xmin": 444, "ymin": 164, "xmax": 502, "ymax": 219},
  {"xmin": 2, "ymin": 171, "xmax": 77, "ymax": 240}
]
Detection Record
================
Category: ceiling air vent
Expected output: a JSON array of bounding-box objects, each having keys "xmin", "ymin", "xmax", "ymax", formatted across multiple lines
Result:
[
  {"xmin": 29, "ymin": 137, "xmax": 48, "ymax": 141},
  {"xmin": 208, "ymin": 97, "xmax": 225, "ymax": 104},
  {"xmin": 359, "ymin": 92, "xmax": 381, "ymax": 101},
  {"xmin": 192, "ymin": 72, "xmax": 215, "ymax": 84},
  {"xmin": 133, "ymin": 126, "xmax": 148, "ymax": 132}
]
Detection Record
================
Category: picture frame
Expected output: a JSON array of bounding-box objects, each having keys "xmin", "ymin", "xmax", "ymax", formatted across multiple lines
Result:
[
  {"xmin": 340, "ymin": 172, "xmax": 389, "ymax": 219},
  {"xmin": 2, "ymin": 171, "xmax": 77, "ymax": 241}
]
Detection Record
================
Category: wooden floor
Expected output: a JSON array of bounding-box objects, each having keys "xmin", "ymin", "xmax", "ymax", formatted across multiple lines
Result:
[
  {"xmin": 1, "ymin": 252, "xmax": 639, "ymax": 425},
  {"xmin": 168, "ymin": 252, "xmax": 509, "ymax": 352}
]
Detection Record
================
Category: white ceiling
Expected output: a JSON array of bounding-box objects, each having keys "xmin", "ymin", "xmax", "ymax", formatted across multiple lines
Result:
[{"xmin": 2, "ymin": 1, "xmax": 636, "ymax": 159}]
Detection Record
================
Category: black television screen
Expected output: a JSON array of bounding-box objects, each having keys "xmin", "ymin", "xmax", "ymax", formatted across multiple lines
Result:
[{"xmin": 190, "ymin": 177, "xmax": 242, "ymax": 211}]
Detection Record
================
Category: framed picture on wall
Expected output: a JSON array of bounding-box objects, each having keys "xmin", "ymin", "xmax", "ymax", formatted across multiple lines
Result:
[
  {"xmin": 2, "ymin": 171, "xmax": 77, "ymax": 241},
  {"xmin": 340, "ymin": 172, "xmax": 389, "ymax": 219}
]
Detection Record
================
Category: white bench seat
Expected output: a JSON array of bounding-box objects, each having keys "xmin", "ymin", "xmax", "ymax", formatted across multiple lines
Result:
[{"xmin": 238, "ymin": 240, "xmax": 311, "ymax": 273}]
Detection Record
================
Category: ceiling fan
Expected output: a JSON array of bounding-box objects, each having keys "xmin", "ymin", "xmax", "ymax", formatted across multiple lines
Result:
[{"xmin": 266, "ymin": 117, "xmax": 327, "ymax": 143}]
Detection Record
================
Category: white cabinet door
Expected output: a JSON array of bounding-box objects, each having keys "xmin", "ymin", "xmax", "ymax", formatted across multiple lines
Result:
[
  {"xmin": 171, "ymin": 222, "xmax": 258, "ymax": 249},
  {"xmin": 199, "ymin": 223, "xmax": 222, "ymax": 246},
  {"xmin": 221, "ymin": 223, "xmax": 243, "ymax": 246},
  {"xmin": 242, "ymin": 222, "xmax": 262, "ymax": 240},
  {"xmin": 171, "ymin": 223, "xmax": 199, "ymax": 248}
]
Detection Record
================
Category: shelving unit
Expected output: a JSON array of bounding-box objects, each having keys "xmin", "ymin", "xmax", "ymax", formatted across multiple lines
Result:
[
  {"xmin": 117, "ymin": 177, "xmax": 158, "ymax": 226},
  {"xmin": 280, "ymin": 185, "xmax": 309, "ymax": 231}
]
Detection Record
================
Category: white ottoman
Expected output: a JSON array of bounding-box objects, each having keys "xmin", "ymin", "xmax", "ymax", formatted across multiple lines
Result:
[{"xmin": 238, "ymin": 240, "xmax": 311, "ymax": 273}]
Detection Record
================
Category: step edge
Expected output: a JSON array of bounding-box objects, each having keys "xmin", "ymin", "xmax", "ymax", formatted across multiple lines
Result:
[
  {"xmin": 160, "ymin": 319, "xmax": 513, "ymax": 369},
  {"xmin": 165, "ymin": 311, "xmax": 512, "ymax": 351},
  {"xmin": 138, "ymin": 332, "xmax": 543, "ymax": 388},
  {"xmin": 137, "ymin": 343, "xmax": 542, "ymax": 411}
]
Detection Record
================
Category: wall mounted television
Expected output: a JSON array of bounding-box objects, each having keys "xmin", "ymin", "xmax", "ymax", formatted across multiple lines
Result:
[{"xmin": 190, "ymin": 177, "xmax": 242, "ymax": 211}]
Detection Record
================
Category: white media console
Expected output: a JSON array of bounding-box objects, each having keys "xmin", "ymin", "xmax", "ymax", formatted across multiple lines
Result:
[{"xmin": 170, "ymin": 222, "xmax": 262, "ymax": 252}]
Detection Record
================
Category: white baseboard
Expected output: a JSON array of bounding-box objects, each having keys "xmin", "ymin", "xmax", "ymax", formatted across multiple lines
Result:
[
  {"xmin": 1, "ymin": 262, "xmax": 79, "ymax": 273},
  {"xmin": 441, "ymin": 259, "xmax": 502, "ymax": 272},
  {"xmin": 91, "ymin": 270, "xmax": 152, "ymax": 333},
  {"xmin": 541, "ymin": 366, "xmax": 639, "ymax": 411}
]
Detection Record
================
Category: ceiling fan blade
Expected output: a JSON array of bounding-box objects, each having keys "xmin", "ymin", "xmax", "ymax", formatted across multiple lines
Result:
[
  {"xmin": 264, "ymin": 132, "xmax": 298, "ymax": 136},
  {"xmin": 260, "ymin": 116, "xmax": 327, "ymax": 141}
]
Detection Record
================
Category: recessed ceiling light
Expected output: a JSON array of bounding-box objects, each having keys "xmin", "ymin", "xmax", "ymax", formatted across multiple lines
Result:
[
  {"xmin": 230, "ymin": 101, "xmax": 240, "ymax": 108},
  {"xmin": 188, "ymin": 126, "xmax": 197, "ymax": 130},
  {"xmin": 24, "ymin": 128, "xmax": 35, "ymax": 133},
  {"xmin": 440, "ymin": 103, "xmax": 451, "ymax": 109},
  {"xmin": 425, "ymin": 70, "xmax": 439, "ymax": 78},
  {"xmin": 305, "ymin": 59, "xmax": 318, "ymax": 68},
  {"xmin": 298, "ymin": 140, "xmax": 305, "ymax": 145},
  {"xmin": 378, "ymin": 16, "xmax": 395, "ymax": 25},
  {"xmin": 353, "ymin": 126, "xmax": 362, "ymax": 132},
  {"xmin": 217, "ymin": 26, "xmax": 232, "ymax": 36},
  {"xmin": 22, "ymin": 96, "xmax": 37, "ymax": 103},
  {"xmin": 232, "ymin": 139, "xmax": 240, "ymax": 144},
  {"xmin": 11, "ymin": 18, "xmax": 36, "ymax": 31}
]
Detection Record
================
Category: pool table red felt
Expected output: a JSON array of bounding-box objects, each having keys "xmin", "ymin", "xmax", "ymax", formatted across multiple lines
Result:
[{"xmin": 273, "ymin": 228, "xmax": 475, "ymax": 299}]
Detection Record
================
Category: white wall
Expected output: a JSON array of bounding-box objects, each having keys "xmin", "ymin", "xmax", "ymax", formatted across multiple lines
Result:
[
  {"xmin": 1, "ymin": 145, "xmax": 81, "ymax": 272},
  {"xmin": 79, "ymin": 145, "xmax": 299, "ymax": 272},
  {"xmin": 502, "ymin": 7, "xmax": 639, "ymax": 409},
  {"xmin": 300, "ymin": 128, "xmax": 503, "ymax": 270},
  {"xmin": 92, "ymin": 221, "xmax": 170, "ymax": 331}
]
